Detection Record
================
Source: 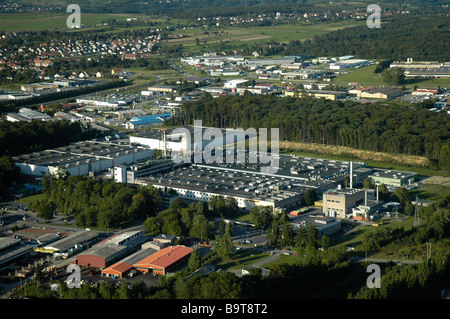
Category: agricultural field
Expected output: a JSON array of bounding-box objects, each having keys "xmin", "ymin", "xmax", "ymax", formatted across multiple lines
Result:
[
  {"xmin": 165, "ymin": 20, "xmax": 366, "ymax": 54},
  {"xmin": 0, "ymin": 13, "xmax": 185, "ymax": 32}
]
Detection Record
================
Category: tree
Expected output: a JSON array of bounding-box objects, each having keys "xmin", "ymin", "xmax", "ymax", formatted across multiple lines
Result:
[
  {"xmin": 362, "ymin": 177, "xmax": 375, "ymax": 190},
  {"xmin": 188, "ymin": 249, "xmax": 202, "ymax": 271},
  {"xmin": 249, "ymin": 206, "xmax": 273, "ymax": 231},
  {"xmin": 319, "ymin": 235, "xmax": 330, "ymax": 250},
  {"xmin": 55, "ymin": 167, "xmax": 70, "ymax": 180},
  {"xmin": 0, "ymin": 155, "xmax": 21, "ymax": 197},
  {"xmin": 190, "ymin": 214, "xmax": 213, "ymax": 241},
  {"xmin": 303, "ymin": 189, "xmax": 317, "ymax": 206},
  {"xmin": 294, "ymin": 226, "xmax": 307, "ymax": 252},
  {"xmin": 218, "ymin": 215, "xmax": 226, "ymax": 236},
  {"xmin": 393, "ymin": 188, "xmax": 410, "ymax": 209},
  {"xmin": 37, "ymin": 199, "xmax": 53, "ymax": 221},
  {"xmin": 280, "ymin": 221, "xmax": 295, "ymax": 247},
  {"xmin": 214, "ymin": 233, "xmax": 234, "ymax": 259},
  {"xmin": 378, "ymin": 183, "xmax": 390, "ymax": 202},
  {"xmin": 267, "ymin": 219, "xmax": 280, "ymax": 246},
  {"xmin": 305, "ymin": 223, "xmax": 318, "ymax": 253},
  {"xmin": 144, "ymin": 217, "xmax": 160, "ymax": 235},
  {"xmin": 381, "ymin": 67, "xmax": 406, "ymax": 86}
]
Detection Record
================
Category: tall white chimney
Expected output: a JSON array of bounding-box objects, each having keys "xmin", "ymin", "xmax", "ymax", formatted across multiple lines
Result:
[
  {"xmin": 376, "ymin": 186, "xmax": 379, "ymax": 202},
  {"xmin": 349, "ymin": 161, "xmax": 353, "ymax": 189}
]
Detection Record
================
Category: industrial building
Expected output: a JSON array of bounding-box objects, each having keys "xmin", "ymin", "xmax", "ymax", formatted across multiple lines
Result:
[
  {"xmin": 290, "ymin": 215, "xmax": 342, "ymax": 237},
  {"xmin": 357, "ymin": 87, "xmax": 404, "ymax": 99},
  {"xmin": 322, "ymin": 187, "xmax": 366, "ymax": 219},
  {"xmin": 101, "ymin": 247, "xmax": 156, "ymax": 278},
  {"xmin": 0, "ymin": 237, "xmax": 35, "ymax": 271},
  {"xmin": 351, "ymin": 188, "xmax": 384, "ymax": 221},
  {"xmin": 39, "ymin": 230, "xmax": 101, "ymax": 259},
  {"xmin": 329, "ymin": 59, "xmax": 371, "ymax": 70},
  {"xmin": 390, "ymin": 59, "xmax": 450, "ymax": 78},
  {"xmin": 133, "ymin": 245, "xmax": 193, "ymax": 275},
  {"xmin": 142, "ymin": 85, "xmax": 180, "ymax": 96},
  {"xmin": 12, "ymin": 138, "xmax": 154, "ymax": 177},
  {"xmin": 76, "ymin": 94, "xmax": 135, "ymax": 109},
  {"xmin": 133, "ymin": 153, "xmax": 365, "ymax": 211},
  {"xmin": 5, "ymin": 108, "xmax": 53, "ymax": 122},
  {"xmin": 129, "ymin": 125, "xmax": 243, "ymax": 156},
  {"xmin": 368, "ymin": 169, "xmax": 418, "ymax": 187},
  {"xmin": 125, "ymin": 113, "xmax": 172, "ymax": 129},
  {"xmin": 75, "ymin": 231, "xmax": 147, "ymax": 268}
]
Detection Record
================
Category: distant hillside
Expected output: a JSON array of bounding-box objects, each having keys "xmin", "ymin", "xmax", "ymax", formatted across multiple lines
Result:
[
  {"xmin": 10, "ymin": 0, "xmax": 450, "ymax": 15},
  {"xmin": 284, "ymin": 15, "xmax": 450, "ymax": 61}
]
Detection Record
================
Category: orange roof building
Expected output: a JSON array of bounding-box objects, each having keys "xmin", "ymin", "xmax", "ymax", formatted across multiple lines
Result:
[
  {"xmin": 133, "ymin": 245, "xmax": 194, "ymax": 275},
  {"xmin": 102, "ymin": 262, "xmax": 134, "ymax": 278}
]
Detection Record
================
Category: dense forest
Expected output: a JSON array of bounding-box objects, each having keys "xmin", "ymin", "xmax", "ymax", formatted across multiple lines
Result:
[
  {"xmin": 283, "ymin": 16, "xmax": 450, "ymax": 61},
  {"xmin": 167, "ymin": 94, "xmax": 450, "ymax": 170},
  {"xmin": 33, "ymin": 175, "xmax": 163, "ymax": 228},
  {"xmin": 0, "ymin": 120, "xmax": 102, "ymax": 157}
]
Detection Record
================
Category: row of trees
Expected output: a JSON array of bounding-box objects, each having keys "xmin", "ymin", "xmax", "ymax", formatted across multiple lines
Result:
[
  {"xmin": 0, "ymin": 155, "xmax": 21, "ymax": 199},
  {"xmin": 168, "ymin": 94, "xmax": 450, "ymax": 170},
  {"xmin": 0, "ymin": 120, "xmax": 102, "ymax": 157}
]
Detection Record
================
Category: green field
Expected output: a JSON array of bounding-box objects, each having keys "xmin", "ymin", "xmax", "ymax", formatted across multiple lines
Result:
[
  {"xmin": 332, "ymin": 64, "xmax": 450, "ymax": 88},
  {"xmin": 165, "ymin": 20, "xmax": 365, "ymax": 54},
  {"xmin": 0, "ymin": 13, "xmax": 185, "ymax": 32}
]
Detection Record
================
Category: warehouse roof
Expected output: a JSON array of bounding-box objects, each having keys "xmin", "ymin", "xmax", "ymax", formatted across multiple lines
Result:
[
  {"xmin": 128, "ymin": 113, "xmax": 172, "ymax": 126},
  {"xmin": 134, "ymin": 245, "xmax": 193, "ymax": 269},
  {"xmin": 44, "ymin": 230, "xmax": 97, "ymax": 252},
  {"xmin": 369, "ymin": 169, "xmax": 417, "ymax": 179},
  {"xmin": 12, "ymin": 139, "xmax": 150, "ymax": 168},
  {"xmin": 102, "ymin": 262, "xmax": 133, "ymax": 276}
]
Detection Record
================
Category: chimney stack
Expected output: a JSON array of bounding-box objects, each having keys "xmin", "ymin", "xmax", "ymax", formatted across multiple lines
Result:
[{"xmin": 349, "ymin": 161, "xmax": 353, "ymax": 189}]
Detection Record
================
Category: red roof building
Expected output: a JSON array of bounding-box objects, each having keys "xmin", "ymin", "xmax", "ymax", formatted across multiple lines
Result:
[{"xmin": 133, "ymin": 245, "xmax": 193, "ymax": 275}]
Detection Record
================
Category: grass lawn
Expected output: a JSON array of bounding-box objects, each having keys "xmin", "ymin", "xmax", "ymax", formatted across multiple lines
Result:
[
  {"xmin": 408, "ymin": 184, "xmax": 450, "ymax": 202},
  {"xmin": 332, "ymin": 64, "xmax": 450, "ymax": 88},
  {"xmin": 332, "ymin": 64, "xmax": 385, "ymax": 87},
  {"xmin": 19, "ymin": 193, "xmax": 46, "ymax": 206},
  {"xmin": 214, "ymin": 250, "xmax": 269, "ymax": 270}
]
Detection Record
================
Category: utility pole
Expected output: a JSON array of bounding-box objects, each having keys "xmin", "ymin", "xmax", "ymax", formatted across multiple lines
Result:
[{"xmin": 414, "ymin": 196, "xmax": 420, "ymax": 227}]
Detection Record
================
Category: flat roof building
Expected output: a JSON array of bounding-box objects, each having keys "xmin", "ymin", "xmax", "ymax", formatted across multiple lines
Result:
[
  {"xmin": 323, "ymin": 187, "xmax": 366, "ymax": 219},
  {"xmin": 290, "ymin": 215, "xmax": 342, "ymax": 237},
  {"xmin": 0, "ymin": 237, "xmax": 34, "ymax": 271},
  {"xmin": 368, "ymin": 169, "xmax": 418, "ymax": 187},
  {"xmin": 125, "ymin": 113, "xmax": 172, "ymax": 129},
  {"xmin": 357, "ymin": 87, "xmax": 404, "ymax": 99},
  {"xmin": 12, "ymin": 138, "xmax": 154, "ymax": 177},
  {"xmin": 42, "ymin": 230, "xmax": 100, "ymax": 257}
]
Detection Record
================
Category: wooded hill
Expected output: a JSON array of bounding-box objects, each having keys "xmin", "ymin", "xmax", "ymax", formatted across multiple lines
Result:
[{"xmin": 168, "ymin": 94, "xmax": 450, "ymax": 171}]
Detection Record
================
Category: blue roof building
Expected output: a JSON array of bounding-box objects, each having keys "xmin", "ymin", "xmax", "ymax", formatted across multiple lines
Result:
[{"xmin": 126, "ymin": 113, "xmax": 172, "ymax": 129}]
